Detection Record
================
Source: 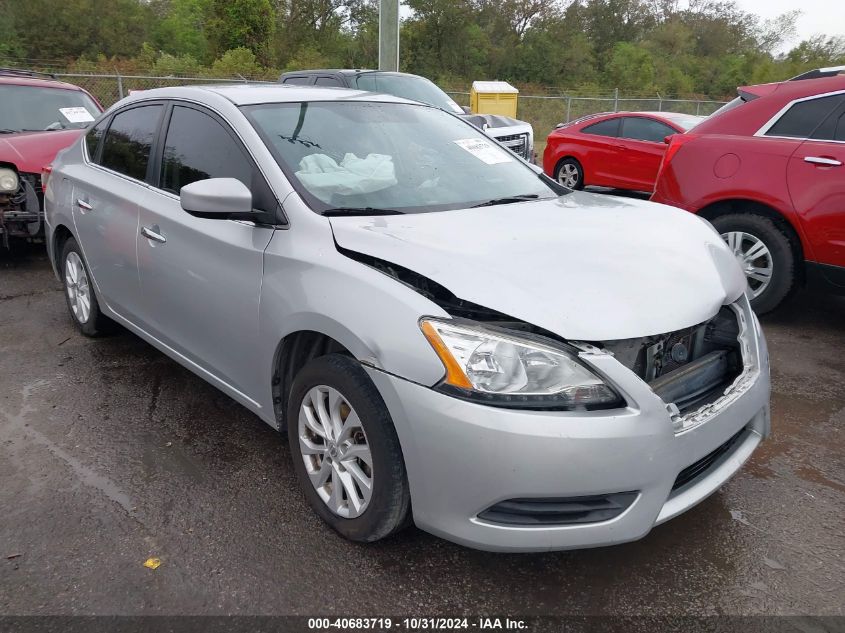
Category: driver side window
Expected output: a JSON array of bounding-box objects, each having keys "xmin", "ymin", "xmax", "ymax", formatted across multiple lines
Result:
[
  {"xmin": 158, "ymin": 104, "xmax": 278, "ymax": 216},
  {"xmin": 159, "ymin": 105, "xmax": 252, "ymax": 193}
]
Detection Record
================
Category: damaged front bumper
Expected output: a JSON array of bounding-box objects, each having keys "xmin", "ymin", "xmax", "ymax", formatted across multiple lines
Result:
[
  {"xmin": 366, "ymin": 296, "xmax": 770, "ymax": 552},
  {"xmin": 0, "ymin": 172, "xmax": 43, "ymax": 246}
]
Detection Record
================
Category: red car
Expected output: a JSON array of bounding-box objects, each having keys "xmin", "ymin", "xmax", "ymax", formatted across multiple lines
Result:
[
  {"xmin": 0, "ymin": 69, "xmax": 102, "ymax": 248},
  {"xmin": 543, "ymin": 111, "xmax": 703, "ymax": 192},
  {"xmin": 652, "ymin": 67, "xmax": 845, "ymax": 313}
]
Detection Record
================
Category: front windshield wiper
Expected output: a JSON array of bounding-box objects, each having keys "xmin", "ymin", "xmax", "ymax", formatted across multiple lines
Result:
[
  {"xmin": 0, "ymin": 129, "xmax": 20, "ymax": 134},
  {"xmin": 322, "ymin": 207, "xmax": 404, "ymax": 217},
  {"xmin": 470, "ymin": 194, "xmax": 542, "ymax": 208}
]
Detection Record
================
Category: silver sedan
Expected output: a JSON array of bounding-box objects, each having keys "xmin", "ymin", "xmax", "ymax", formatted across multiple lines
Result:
[{"xmin": 44, "ymin": 85, "xmax": 770, "ymax": 551}]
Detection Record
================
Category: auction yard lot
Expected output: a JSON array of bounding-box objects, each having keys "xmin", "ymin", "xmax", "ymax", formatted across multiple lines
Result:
[{"xmin": 1, "ymin": 246, "xmax": 843, "ymax": 617}]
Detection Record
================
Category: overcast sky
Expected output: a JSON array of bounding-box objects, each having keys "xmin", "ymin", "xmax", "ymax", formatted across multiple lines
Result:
[{"xmin": 734, "ymin": 0, "xmax": 845, "ymax": 47}]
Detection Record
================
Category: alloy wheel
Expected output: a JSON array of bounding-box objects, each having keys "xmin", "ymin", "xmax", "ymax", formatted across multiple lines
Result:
[
  {"xmin": 722, "ymin": 231, "xmax": 773, "ymax": 298},
  {"xmin": 298, "ymin": 385, "xmax": 373, "ymax": 519},
  {"xmin": 64, "ymin": 251, "xmax": 91, "ymax": 324},
  {"xmin": 557, "ymin": 162, "xmax": 580, "ymax": 188}
]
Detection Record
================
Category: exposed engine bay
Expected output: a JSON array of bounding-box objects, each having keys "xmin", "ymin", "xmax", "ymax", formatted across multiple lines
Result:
[
  {"xmin": 342, "ymin": 247, "xmax": 745, "ymax": 415},
  {"xmin": 601, "ymin": 307, "xmax": 744, "ymax": 413},
  {"xmin": 0, "ymin": 170, "xmax": 42, "ymax": 248}
]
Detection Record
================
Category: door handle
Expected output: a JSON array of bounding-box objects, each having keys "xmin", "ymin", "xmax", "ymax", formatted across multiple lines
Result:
[
  {"xmin": 141, "ymin": 225, "xmax": 166, "ymax": 244},
  {"xmin": 76, "ymin": 199, "xmax": 93, "ymax": 211},
  {"xmin": 804, "ymin": 156, "xmax": 842, "ymax": 167}
]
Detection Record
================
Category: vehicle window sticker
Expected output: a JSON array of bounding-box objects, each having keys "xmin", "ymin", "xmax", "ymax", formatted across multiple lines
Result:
[
  {"xmin": 452, "ymin": 138, "xmax": 513, "ymax": 165},
  {"xmin": 59, "ymin": 107, "xmax": 95, "ymax": 123}
]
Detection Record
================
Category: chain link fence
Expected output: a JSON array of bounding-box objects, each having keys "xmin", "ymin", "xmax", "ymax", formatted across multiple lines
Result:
[
  {"xmin": 444, "ymin": 89, "xmax": 726, "ymax": 155},
  {"xmin": 50, "ymin": 73, "xmax": 726, "ymax": 152},
  {"xmin": 52, "ymin": 73, "xmax": 273, "ymax": 108}
]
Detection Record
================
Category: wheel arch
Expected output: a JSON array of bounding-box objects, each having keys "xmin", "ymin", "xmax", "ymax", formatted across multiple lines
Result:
[
  {"xmin": 51, "ymin": 223, "xmax": 75, "ymax": 279},
  {"xmin": 271, "ymin": 329, "xmax": 356, "ymax": 432}
]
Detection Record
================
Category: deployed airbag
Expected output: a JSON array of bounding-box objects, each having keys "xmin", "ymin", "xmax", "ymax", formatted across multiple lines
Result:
[{"xmin": 296, "ymin": 153, "xmax": 397, "ymax": 202}]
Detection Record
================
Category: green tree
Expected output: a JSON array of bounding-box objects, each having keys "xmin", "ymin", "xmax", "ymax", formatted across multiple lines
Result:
[{"xmin": 206, "ymin": 0, "xmax": 274, "ymax": 63}]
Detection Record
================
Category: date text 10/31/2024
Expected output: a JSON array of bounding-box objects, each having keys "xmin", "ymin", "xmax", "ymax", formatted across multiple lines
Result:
[{"xmin": 307, "ymin": 617, "xmax": 529, "ymax": 630}]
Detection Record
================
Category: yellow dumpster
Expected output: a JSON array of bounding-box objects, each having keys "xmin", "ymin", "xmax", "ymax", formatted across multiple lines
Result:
[{"xmin": 470, "ymin": 81, "xmax": 519, "ymax": 117}]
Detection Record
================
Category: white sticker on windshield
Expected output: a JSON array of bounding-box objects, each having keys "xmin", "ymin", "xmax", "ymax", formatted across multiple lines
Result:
[
  {"xmin": 453, "ymin": 138, "xmax": 512, "ymax": 164},
  {"xmin": 59, "ymin": 107, "xmax": 95, "ymax": 123}
]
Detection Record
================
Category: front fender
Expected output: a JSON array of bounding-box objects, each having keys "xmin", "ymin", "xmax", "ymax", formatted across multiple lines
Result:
[{"xmin": 257, "ymin": 216, "xmax": 449, "ymax": 414}]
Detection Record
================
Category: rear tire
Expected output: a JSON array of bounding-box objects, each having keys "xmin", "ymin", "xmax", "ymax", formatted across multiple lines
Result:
[
  {"xmin": 710, "ymin": 213, "xmax": 797, "ymax": 314},
  {"xmin": 60, "ymin": 237, "xmax": 111, "ymax": 336},
  {"xmin": 287, "ymin": 353, "xmax": 411, "ymax": 543},
  {"xmin": 555, "ymin": 157, "xmax": 584, "ymax": 190}
]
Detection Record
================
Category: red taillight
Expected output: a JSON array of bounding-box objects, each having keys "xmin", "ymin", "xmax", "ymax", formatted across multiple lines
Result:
[
  {"xmin": 41, "ymin": 165, "xmax": 52, "ymax": 192},
  {"xmin": 663, "ymin": 133, "xmax": 697, "ymax": 166},
  {"xmin": 655, "ymin": 133, "xmax": 697, "ymax": 187}
]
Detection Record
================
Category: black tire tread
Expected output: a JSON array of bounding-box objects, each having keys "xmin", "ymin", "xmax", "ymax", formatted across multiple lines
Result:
[
  {"xmin": 287, "ymin": 353, "xmax": 411, "ymax": 543},
  {"xmin": 60, "ymin": 237, "xmax": 112, "ymax": 337},
  {"xmin": 710, "ymin": 212, "xmax": 798, "ymax": 314},
  {"xmin": 555, "ymin": 157, "xmax": 584, "ymax": 190}
]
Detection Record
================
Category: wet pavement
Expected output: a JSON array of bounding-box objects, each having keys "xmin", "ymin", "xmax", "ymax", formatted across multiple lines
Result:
[{"xmin": 1, "ymin": 246, "xmax": 843, "ymax": 617}]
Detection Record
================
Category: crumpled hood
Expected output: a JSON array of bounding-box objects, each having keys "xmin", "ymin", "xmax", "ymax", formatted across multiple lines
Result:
[
  {"xmin": 0, "ymin": 129, "xmax": 84, "ymax": 174},
  {"xmin": 330, "ymin": 192, "xmax": 748, "ymax": 340}
]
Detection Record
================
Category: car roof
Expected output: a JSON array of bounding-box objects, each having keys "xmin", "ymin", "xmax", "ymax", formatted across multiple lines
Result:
[
  {"xmin": 739, "ymin": 74, "xmax": 845, "ymax": 100},
  {"xmin": 0, "ymin": 74, "xmax": 87, "ymax": 91},
  {"xmin": 281, "ymin": 69, "xmax": 425, "ymax": 79},
  {"xmin": 694, "ymin": 74, "xmax": 845, "ymax": 136},
  {"xmin": 118, "ymin": 83, "xmax": 419, "ymax": 107}
]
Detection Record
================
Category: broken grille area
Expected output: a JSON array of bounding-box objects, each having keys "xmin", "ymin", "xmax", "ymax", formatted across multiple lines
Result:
[{"xmin": 601, "ymin": 306, "xmax": 743, "ymax": 414}]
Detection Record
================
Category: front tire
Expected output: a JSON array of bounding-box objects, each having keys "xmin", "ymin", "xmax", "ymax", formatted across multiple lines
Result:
[
  {"xmin": 710, "ymin": 213, "xmax": 797, "ymax": 314},
  {"xmin": 555, "ymin": 157, "xmax": 584, "ymax": 190},
  {"xmin": 60, "ymin": 237, "xmax": 111, "ymax": 336},
  {"xmin": 287, "ymin": 353, "xmax": 411, "ymax": 542}
]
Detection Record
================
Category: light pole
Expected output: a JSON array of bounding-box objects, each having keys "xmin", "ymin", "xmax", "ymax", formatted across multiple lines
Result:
[{"xmin": 378, "ymin": 0, "xmax": 399, "ymax": 71}]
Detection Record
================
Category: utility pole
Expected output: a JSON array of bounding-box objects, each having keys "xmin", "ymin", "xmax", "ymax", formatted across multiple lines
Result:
[{"xmin": 378, "ymin": 0, "xmax": 399, "ymax": 71}]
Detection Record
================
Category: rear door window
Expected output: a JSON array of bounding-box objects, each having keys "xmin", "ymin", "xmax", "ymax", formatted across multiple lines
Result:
[
  {"xmin": 810, "ymin": 101, "xmax": 845, "ymax": 142},
  {"xmin": 282, "ymin": 76, "xmax": 313, "ymax": 85},
  {"xmin": 99, "ymin": 105, "xmax": 163, "ymax": 181},
  {"xmin": 581, "ymin": 118, "xmax": 620, "ymax": 137},
  {"xmin": 315, "ymin": 76, "xmax": 344, "ymax": 87},
  {"xmin": 620, "ymin": 117, "xmax": 676, "ymax": 143},
  {"xmin": 765, "ymin": 94, "xmax": 845, "ymax": 139}
]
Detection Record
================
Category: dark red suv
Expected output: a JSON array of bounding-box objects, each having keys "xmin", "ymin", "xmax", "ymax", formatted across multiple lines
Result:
[
  {"xmin": 652, "ymin": 67, "xmax": 845, "ymax": 313},
  {"xmin": 0, "ymin": 69, "xmax": 102, "ymax": 248}
]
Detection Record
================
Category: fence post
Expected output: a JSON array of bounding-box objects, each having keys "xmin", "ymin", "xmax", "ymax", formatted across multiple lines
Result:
[
  {"xmin": 657, "ymin": 92, "xmax": 662, "ymax": 111},
  {"xmin": 566, "ymin": 96, "xmax": 572, "ymax": 123},
  {"xmin": 116, "ymin": 72, "xmax": 124, "ymax": 99},
  {"xmin": 613, "ymin": 88, "xmax": 619, "ymax": 112},
  {"xmin": 696, "ymin": 101, "xmax": 701, "ymax": 116}
]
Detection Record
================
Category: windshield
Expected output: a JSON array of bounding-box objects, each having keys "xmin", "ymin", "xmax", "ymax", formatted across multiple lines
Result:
[
  {"xmin": 671, "ymin": 115, "xmax": 703, "ymax": 131},
  {"xmin": 243, "ymin": 101, "xmax": 560, "ymax": 214},
  {"xmin": 0, "ymin": 85, "xmax": 100, "ymax": 132},
  {"xmin": 353, "ymin": 74, "xmax": 464, "ymax": 114}
]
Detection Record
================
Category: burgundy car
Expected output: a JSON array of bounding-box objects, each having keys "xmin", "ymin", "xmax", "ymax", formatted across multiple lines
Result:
[
  {"xmin": 543, "ymin": 111, "xmax": 703, "ymax": 192},
  {"xmin": 0, "ymin": 69, "xmax": 102, "ymax": 248},
  {"xmin": 652, "ymin": 67, "xmax": 845, "ymax": 313}
]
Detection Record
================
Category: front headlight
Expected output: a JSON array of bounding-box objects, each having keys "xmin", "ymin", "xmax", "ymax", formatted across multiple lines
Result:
[
  {"xmin": 420, "ymin": 318, "xmax": 622, "ymax": 410},
  {"xmin": 0, "ymin": 168, "xmax": 19, "ymax": 193}
]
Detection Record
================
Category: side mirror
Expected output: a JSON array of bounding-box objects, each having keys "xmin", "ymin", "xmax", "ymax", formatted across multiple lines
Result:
[
  {"xmin": 462, "ymin": 105, "xmax": 472, "ymax": 114},
  {"xmin": 180, "ymin": 178, "xmax": 253, "ymax": 216},
  {"xmin": 663, "ymin": 135, "xmax": 674, "ymax": 144}
]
